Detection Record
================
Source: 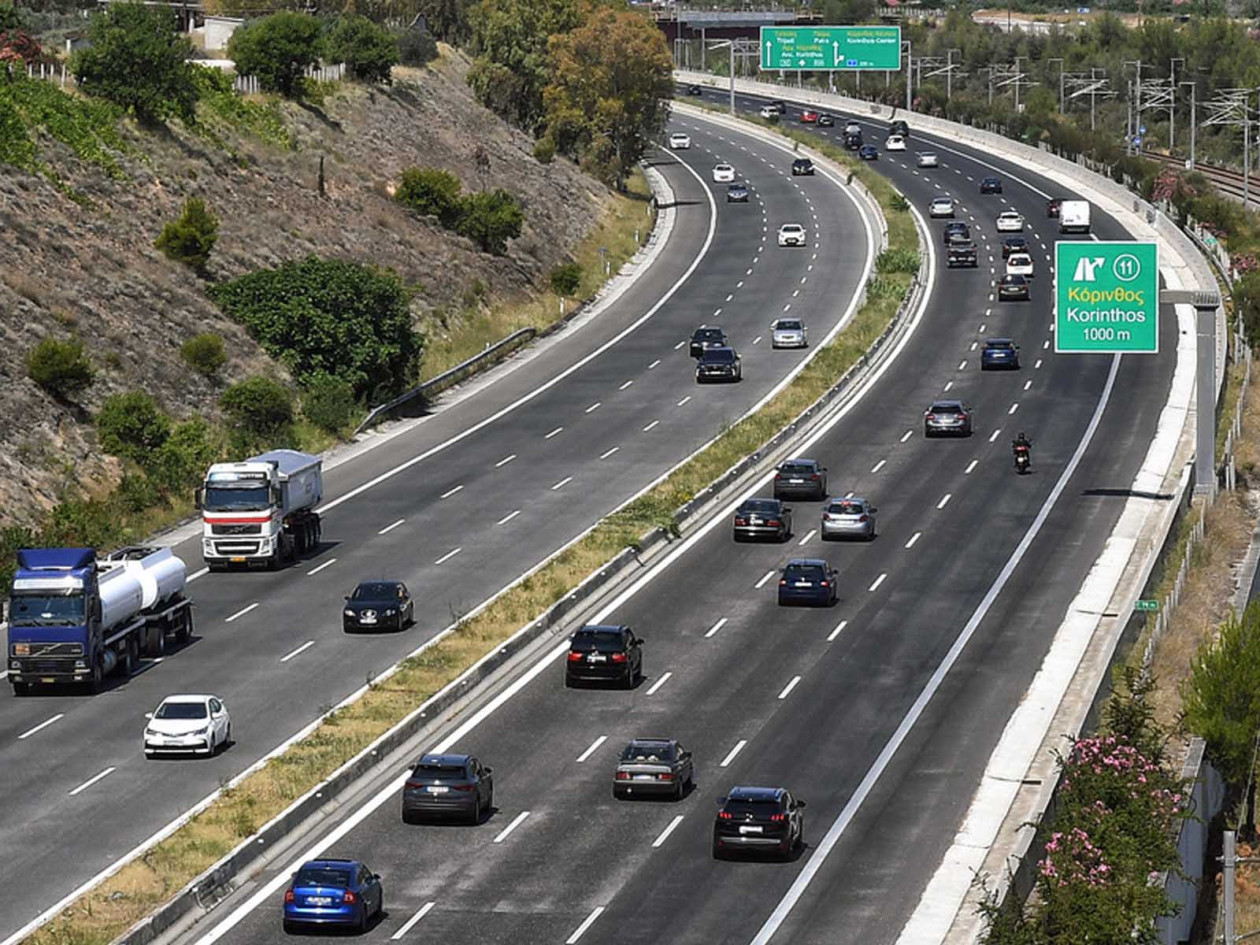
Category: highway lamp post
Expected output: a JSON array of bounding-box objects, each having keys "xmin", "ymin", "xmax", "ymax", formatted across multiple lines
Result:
[
  {"xmin": 902, "ymin": 39, "xmax": 912, "ymax": 112},
  {"xmin": 1170, "ymin": 57, "xmax": 1185, "ymax": 151},
  {"xmin": 947, "ymin": 47, "xmax": 960, "ymax": 101},
  {"xmin": 704, "ymin": 39, "xmax": 745, "ymax": 117},
  {"xmin": 1047, "ymin": 57, "xmax": 1064, "ymax": 113},
  {"xmin": 1179, "ymin": 80, "xmax": 1197, "ymax": 169}
]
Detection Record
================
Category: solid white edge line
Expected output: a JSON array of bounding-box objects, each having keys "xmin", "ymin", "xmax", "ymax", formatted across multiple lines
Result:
[
  {"xmin": 566, "ymin": 906, "xmax": 606, "ymax": 944},
  {"xmin": 390, "ymin": 901, "xmax": 436, "ymax": 940},
  {"xmin": 576, "ymin": 735, "xmax": 608, "ymax": 763},
  {"xmin": 492, "ymin": 811, "xmax": 531, "ymax": 844},
  {"xmin": 68, "ymin": 766, "xmax": 116, "ymax": 797},
  {"xmin": 747, "ymin": 355, "xmax": 1122, "ymax": 945},
  {"xmin": 646, "ymin": 672, "xmax": 673, "ymax": 696},
  {"xmin": 652, "ymin": 815, "xmax": 686, "ymax": 848},
  {"xmin": 720, "ymin": 739, "xmax": 749, "ymax": 767},
  {"xmin": 17, "ymin": 713, "xmax": 64, "ymax": 741}
]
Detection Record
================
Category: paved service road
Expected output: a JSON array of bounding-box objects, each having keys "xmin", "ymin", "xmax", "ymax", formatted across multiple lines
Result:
[
  {"xmin": 172, "ymin": 92, "xmax": 1177, "ymax": 945},
  {"xmin": 0, "ymin": 112, "xmax": 876, "ymax": 939}
]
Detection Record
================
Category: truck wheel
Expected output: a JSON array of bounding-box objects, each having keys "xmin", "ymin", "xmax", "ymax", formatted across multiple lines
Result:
[
  {"xmin": 175, "ymin": 608, "xmax": 192, "ymax": 645},
  {"xmin": 87, "ymin": 656, "xmax": 105, "ymax": 695},
  {"xmin": 11, "ymin": 681, "xmax": 31, "ymax": 697},
  {"xmin": 144, "ymin": 623, "xmax": 165, "ymax": 659},
  {"xmin": 120, "ymin": 638, "xmax": 136, "ymax": 677}
]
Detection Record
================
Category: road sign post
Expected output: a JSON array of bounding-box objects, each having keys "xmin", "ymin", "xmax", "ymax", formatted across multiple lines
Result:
[
  {"xmin": 1054, "ymin": 241, "xmax": 1159, "ymax": 354},
  {"xmin": 760, "ymin": 26, "xmax": 901, "ymax": 72}
]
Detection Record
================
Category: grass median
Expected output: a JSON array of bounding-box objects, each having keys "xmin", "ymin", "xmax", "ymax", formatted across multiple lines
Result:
[{"xmin": 29, "ymin": 118, "xmax": 919, "ymax": 945}]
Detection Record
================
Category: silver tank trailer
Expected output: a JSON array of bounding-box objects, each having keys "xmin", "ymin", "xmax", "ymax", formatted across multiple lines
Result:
[{"xmin": 97, "ymin": 547, "xmax": 187, "ymax": 631}]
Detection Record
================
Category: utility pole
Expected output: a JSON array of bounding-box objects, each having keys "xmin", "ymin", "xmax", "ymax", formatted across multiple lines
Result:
[
  {"xmin": 1203, "ymin": 88, "xmax": 1254, "ymax": 205},
  {"xmin": 1047, "ymin": 57, "xmax": 1064, "ymax": 112},
  {"xmin": 903, "ymin": 39, "xmax": 912, "ymax": 112},
  {"xmin": 1225, "ymin": 830, "xmax": 1236, "ymax": 945},
  {"xmin": 1170, "ymin": 57, "xmax": 1185, "ymax": 152},
  {"xmin": 1014, "ymin": 55, "xmax": 1024, "ymax": 112},
  {"xmin": 1180, "ymin": 79, "xmax": 1197, "ymax": 169}
]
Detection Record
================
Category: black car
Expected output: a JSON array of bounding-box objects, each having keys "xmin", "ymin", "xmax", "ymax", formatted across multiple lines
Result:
[
  {"xmin": 733, "ymin": 497, "xmax": 792, "ymax": 542},
  {"xmin": 942, "ymin": 221, "xmax": 970, "ymax": 245},
  {"xmin": 844, "ymin": 131, "xmax": 863, "ymax": 150},
  {"xmin": 685, "ymin": 83, "xmax": 703, "ymax": 96},
  {"xmin": 773, "ymin": 458, "xmax": 828, "ymax": 500},
  {"xmin": 791, "ymin": 157, "xmax": 815, "ymax": 176},
  {"xmin": 696, "ymin": 347, "xmax": 742, "ymax": 383},
  {"xmin": 713, "ymin": 786, "xmax": 805, "ymax": 860},
  {"xmin": 565, "ymin": 624, "xmax": 643, "ymax": 688},
  {"xmin": 980, "ymin": 176, "xmax": 1003, "ymax": 194},
  {"xmin": 613, "ymin": 739, "xmax": 694, "ymax": 800},
  {"xmin": 889, "ymin": 119, "xmax": 909, "ymax": 138},
  {"xmin": 924, "ymin": 399, "xmax": 973, "ymax": 437},
  {"xmin": 689, "ymin": 325, "xmax": 728, "ymax": 358},
  {"xmin": 946, "ymin": 238, "xmax": 978, "ymax": 268},
  {"xmin": 997, "ymin": 274, "xmax": 1031, "ymax": 301},
  {"xmin": 817, "ymin": 113, "xmax": 834, "ymax": 127},
  {"xmin": 1001, "ymin": 235, "xmax": 1029, "ymax": 259},
  {"xmin": 401, "ymin": 753, "xmax": 493, "ymax": 824},
  {"xmin": 1046, "ymin": 197, "xmax": 1064, "ymax": 217},
  {"xmin": 343, "ymin": 580, "xmax": 413, "ymax": 632},
  {"xmin": 769, "ymin": 99, "xmax": 787, "ymax": 113},
  {"xmin": 777, "ymin": 558, "xmax": 838, "ymax": 607},
  {"xmin": 858, "ymin": 144, "xmax": 878, "ymax": 160},
  {"xmin": 981, "ymin": 338, "xmax": 1021, "ymax": 370},
  {"xmin": 727, "ymin": 182, "xmax": 750, "ymax": 203}
]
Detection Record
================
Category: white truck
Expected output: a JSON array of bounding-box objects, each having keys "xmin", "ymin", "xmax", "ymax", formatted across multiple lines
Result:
[
  {"xmin": 197, "ymin": 449, "xmax": 323, "ymax": 570},
  {"xmin": 1059, "ymin": 199, "xmax": 1091, "ymax": 235}
]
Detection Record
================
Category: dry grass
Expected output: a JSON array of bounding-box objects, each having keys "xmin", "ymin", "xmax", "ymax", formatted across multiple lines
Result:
[{"xmin": 29, "ymin": 129, "xmax": 916, "ymax": 945}]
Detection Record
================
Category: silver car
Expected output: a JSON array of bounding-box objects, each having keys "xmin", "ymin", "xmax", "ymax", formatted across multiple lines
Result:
[
  {"xmin": 613, "ymin": 738, "xmax": 694, "ymax": 800},
  {"xmin": 821, "ymin": 497, "xmax": 877, "ymax": 541},
  {"xmin": 770, "ymin": 317, "xmax": 807, "ymax": 349}
]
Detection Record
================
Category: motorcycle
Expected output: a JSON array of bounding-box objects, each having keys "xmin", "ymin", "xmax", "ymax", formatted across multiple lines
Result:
[{"xmin": 1013, "ymin": 446, "xmax": 1031, "ymax": 474}]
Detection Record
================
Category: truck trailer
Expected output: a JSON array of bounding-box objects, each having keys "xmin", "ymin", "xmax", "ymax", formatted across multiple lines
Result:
[
  {"xmin": 7, "ymin": 546, "xmax": 193, "ymax": 695},
  {"xmin": 198, "ymin": 449, "xmax": 323, "ymax": 570}
]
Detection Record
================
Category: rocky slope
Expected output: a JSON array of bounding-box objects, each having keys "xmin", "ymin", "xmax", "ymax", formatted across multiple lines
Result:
[{"xmin": 0, "ymin": 48, "xmax": 610, "ymax": 526}]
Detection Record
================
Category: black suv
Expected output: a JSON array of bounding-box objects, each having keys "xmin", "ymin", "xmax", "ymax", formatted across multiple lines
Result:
[
  {"xmin": 980, "ymin": 176, "xmax": 1003, "ymax": 194},
  {"xmin": 791, "ymin": 157, "xmax": 815, "ymax": 176},
  {"xmin": 684, "ymin": 83, "xmax": 703, "ymax": 96},
  {"xmin": 946, "ymin": 238, "xmax": 978, "ymax": 268},
  {"xmin": 1001, "ymin": 235, "xmax": 1029, "ymax": 258},
  {"xmin": 843, "ymin": 131, "xmax": 862, "ymax": 150},
  {"xmin": 773, "ymin": 458, "xmax": 828, "ymax": 500},
  {"xmin": 565, "ymin": 624, "xmax": 644, "ymax": 688},
  {"xmin": 942, "ymin": 221, "xmax": 970, "ymax": 245},
  {"xmin": 689, "ymin": 325, "xmax": 728, "ymax": 359},
  {"xmin": 732, "ymin": 497, "xmax": 793, "ymax": 543},
  {"xmin": 343, "ymin": 581, "xmax": 414, "ymax": 632},
  {"xmin": 713, "ymin": 786, "xmax": 806, "ymax": 860},
  {"xmin": 696, "ymin": 347, "xmax": 742, "ymax": 383},
  {"xmin": 777, "ymin": 558, "xmax": 838, "ymax": 607},
  {"xmin": 889, "ymin": 119, "xmax": 909, "ymax": 138}
]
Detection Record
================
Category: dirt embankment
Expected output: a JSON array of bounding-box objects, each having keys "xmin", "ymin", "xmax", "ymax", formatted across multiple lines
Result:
[{"xmin": 0, "ymin": 49, "xmax": 611, "ymax": 526}]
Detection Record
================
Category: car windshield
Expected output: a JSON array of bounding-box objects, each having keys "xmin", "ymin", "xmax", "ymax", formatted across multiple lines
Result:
[
  {"xmin": 987, "ymin": 342, "xmax": 1013, "ymax": 350},
  {"xmin": 728, "ymin": 184, "xmax": 745, "ymax": 191},
  {"xmin": 352, "ymin": 582, "xmax": 398, "ymax": 600},
  {"xmin": 776, "ymin": 320, "xmax": 802, "ymax": 331},
  {"xmin": 571, "ymin": 630, "xmax": 625, "ymax": 652},
  {"xmin": 295, "ymin": 868, "xmax": 352, "ymax": 889},
  {"xmin": 782, "ymin": 226, "xmax": 803, "ymax": 233},
  {"xmin": 725, "ymin": 798, "xmax": 784, "ymax": 816},
  {"xmin": 694, "ymin": 329, "xmax": 723, "ymax": 341},
  {"xmin": 621, "ymin": 743, "xmax": 675, "ymax": 762},
  {"xmin": 829, "ymin": 502, "xmax": 863, "ymax": 515},
  {"xmin": 740, "ymin": 499, "xmax": 780, "ymax": 514},
  {"xmin": 202, "ymin": 484, "xmax": 270, "ymax": 512},
  {"xmin": 932, "ymin": 404, "xmax": 962, "ymax": 414},
  {"xmin": 156, "ymin": 702, "xmax": 208, "ymax": 720},
  {"xmin": 784, "ymin": 566, "xmax": 825, "ymax": 581},
  {"xmin": 414, "ymin": 763, "xmax": 466, "ymax": 778},
  {"xmin": 9, "ymin": 591, "xmax": 85, "ymax": 627},
  {"xmin": 780, "ymin": 462, "xmax": 815, "ymax": 475},
  {"xmin": 702, "ymin": 350, "xmax": 736, "ymax": 364},
  {"xmin": 1003, "ymin": 276, "xmax": 1025, "ymax": 284}
]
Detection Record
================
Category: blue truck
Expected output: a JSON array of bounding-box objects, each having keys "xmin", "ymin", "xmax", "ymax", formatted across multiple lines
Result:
[{"xmin": 6, "ymin": 546, "xmax": 193, "ymax": 695}]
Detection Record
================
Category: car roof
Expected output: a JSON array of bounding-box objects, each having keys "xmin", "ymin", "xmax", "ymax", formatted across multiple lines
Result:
[
  {"xmin": 715, "ymin": 162, "xmax": 732, "ymax": 167},
  {"xmin": 416, "ymin": 753, "xmax": 470, "ymax": 767},
  {"xmin": 780, "ymin": 223, "xmax": 805, "ymax": 229},
  {"xmin": 828, "ymin": 496, "xmax": 868, "ymax": 505},
  {"xmin": 626, "ymin": 737, "xmax": 676, "ymax": 747},
  {"xmin": 701, "ymin": 345, "xmax": 737, "ymax": 356},
  {"xmin": 785, "ymin": 557, "xmax": 830, "ymax": 568},
  {"xmin": 302, "ymin": 858, "xmax": 360, "ymax": 868},
  {"xmin": 693, "ymin": 324, "xmax": 724, "ymax": 333},
  {"xmin": 160, "ymin": 693, "xmax": 214, "ymax": 703},
  {"xmin": 781, "ymin": 457, "xmax": 820, "ymax": 466},
  {"xmin": 576, "ymin": 623, "xmax": 628, "ymax": 634},
  {"xmin": 1002, "ymin": 274, "xmax": 1027, "ymax": 282},
  {"xmin": 931, "ymin": 399, "xmax": 965, "ymax": 408},
  {"xmin": 728, "ymin": 786, "xmax": 786, "ymax": 800}
]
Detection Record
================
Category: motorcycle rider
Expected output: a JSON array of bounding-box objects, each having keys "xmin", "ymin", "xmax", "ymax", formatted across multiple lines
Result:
[{"xmin": 1012, "ymin": 432, "xmax": 1032, "ymax": 468}]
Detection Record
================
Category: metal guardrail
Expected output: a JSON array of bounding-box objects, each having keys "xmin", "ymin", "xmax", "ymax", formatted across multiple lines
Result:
[{"xmin": 353, "ymin": 327, "xmax": 537, "ymax": 436}]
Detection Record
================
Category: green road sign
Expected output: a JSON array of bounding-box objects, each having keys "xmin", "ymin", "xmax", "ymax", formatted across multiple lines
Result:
[
  {"xmin": 759, "ymin": 26, "xmax": 902, "ymax": 72},
  {"xmin": 1054, "ymin": 241, "xmax": 1159, "ymax": 354},
  {"xmin": 1134, "ymin": 599, "xmax": 1160, "ymax": 612}
]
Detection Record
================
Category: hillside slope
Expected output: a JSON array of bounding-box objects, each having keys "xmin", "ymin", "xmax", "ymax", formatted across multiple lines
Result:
[{"xmin": 0, "ymin": 48, "xmax": 609, "ymax": 526}]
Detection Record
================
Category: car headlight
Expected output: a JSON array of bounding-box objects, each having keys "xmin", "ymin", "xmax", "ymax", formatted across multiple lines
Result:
[
  {"xmin": 344, "ymin": 609, "xmax": 355, "ymax": 617},
  {"xmin": 144, "ymin": 728, "xmax": 158, "ymax": 737},
  {"xmin": 384, "ymin": 609, "xmax": 397, "ymax": 616}
]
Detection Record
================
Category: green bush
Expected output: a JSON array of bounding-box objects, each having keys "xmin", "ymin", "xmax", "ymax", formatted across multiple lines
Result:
[
  {"xmin": 117, "ymin": 472, "xmax": 160, "ymax": 513},
  {"xmin": 394, "ymin": 27, "xmax": 438, "ymax": 67},
  {"xmin": 1183, "ymin": 603, "xmax": 1260, "ymax": 785},
  {"xmin": 395, "ymin": 167, "xmax": 464, "ymax": 227},
  {"xmin": 220, "ymin": 376, "xmax": 294, "ymax": 443},
  {"xmin": 26, "ymin": 337, "xmax": 94, "ymax": 398},
  {"xmin": 875, "ymin": 248, "xmax": 920, "ymax": 275},
  {"xmin": 180, "ymin": 333, "xmax": 227, "ymax": 377},
  {"xmin": 456, "ymin": 188, "xmax": 524, "ymax": 255},
  {"xmin": 301, "ymin": 374, "xmax": 360, "ymax": 434},
  {"xmin": 155, "ymin": 197, "xmax": 219, "ymax": 272},
  {"xmin": 96, "ymin": 391, "xmax": 172, "ymax": 465},
  {"xmin": 327, "ymin": 14, "xmax": 398, "ymax": 84},
  {"xmin": 227, "ymin": 11, "xmax": 323, "ymax": 98},
  {"xmin": 211, "ymin": 256, "xmax": 422, "ymax": 401},
  {"xmin": 0, "ymin": 2, "xmax": 28, "ymax": 31},
  {"xmin": 549, "ymin": 262, "xmax": 582, "ymax": 296},
  {"xmin": 532, "ymin": 136, "xmax": 556, "ymax": 165},
  {"xmin": 147, "ymin": 416, "xmax": 223, "ymax": 495}
]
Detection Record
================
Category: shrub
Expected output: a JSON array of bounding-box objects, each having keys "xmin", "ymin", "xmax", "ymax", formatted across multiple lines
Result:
[
  {"xmin": 1183, "ymin": 603, "xmax": 1260, "ymax": 785},
  {"xmin": 395, "ymin": 167, "xmax": 463, "ymax": 227},
  {"xmin": 532, "ymin": 136, "xmax": 556, "ymax": 165},
  {"xmin": 147, "ymin": 416, "xmax": 223, "ymax": 494},
  {"xmin": 26, "ymin": 337, "xmax": 94, "ymax": 398},
  {"xmin": 211, "ymin": 256, "xmax": 422, "ymax": 401},
  {"xmin": 327, "ymin": 14, "xmax": 398, "ymax": 84},
  {"xmin": 220, "ymin": 376, "xmax": 294, "ymax": 443},
  {"xmin": 394, "ymin": 27, "xmax": 438, "ymax": 67},
  {"xmin": 155, "ymin": 197, "xmax": 219, "ymax": 272},
  {"xmin": 549, "ymin": 262, "xmax": 582, "ymax": 296},
  {"xmin": 180, "ymin": 333, "xmax": 227, "ymax": 377},
  {"xmin": 228, "ymin": 11, "xmax": 323, "ymax": 98},
  {"xmin": 117, "ymin": 473, "xmax": 160, "ymax": 513},
  {"xmin": 456, "ymin": 188, "xmax": 524, "ymax": 255},
  {"xmin": 96, "ymin": 391, "xmax": 172, "ymax": 465},
  {"xmin": 301, "ymin": 374, "xmax": 360, "ymax": 434},
  {"xmin": 875, "ymin": 248, "xmax": 921, "ymax": 275},
  {"xmin": 890, "ymin": 194, "xmax": 910, "ymax": 213}
]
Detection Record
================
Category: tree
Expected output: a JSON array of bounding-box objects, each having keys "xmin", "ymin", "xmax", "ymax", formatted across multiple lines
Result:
[
  {"xmin": 180, "ymin": 333, "xmax": 228, "ymax": 378},
  {"xmin": 466, "ymin": 0, "xmax": 581, "ymax": 132},
  {"xmin": 0, "ymin": 2, "xmax": 25, "ymax": 32},
  {"xmin": 219, "ymin": 376, "xmax": 294, "ymax": 443},
  {"xmin": 412, "ymin": 0, "xmax": 471, "ymax": 43},
  {"xmin": 228, "ymin": 12, "xmax": 324, "ymax": 98},
  {"xmin": 456, "ymin": 188, "xmax": 524, "ymax": 254},
  {"xmin": 1183, "ymin": 604, "xmax": 1260, "ymax": 786},
  {"xmin": 71, "ymin": 2, "xmax": 199, "ymax": 124},
  {"xmin": 95, "ymin": 391, "xmax": 171, "ymax": 466},
  {"xmin": 327, "ymin": 14, "xmax": 398, "ymax": 83},
  {"xmin": 541, "ymin": 5, "xmax": 672, "ymax": 189},
  {"xmin": 155, "ymin": 197, "xmax": 219, "ymax": 272},
  {"xmin": 26, "ymin": 337, "xmax": 94, "ymax": 399},
  {"xmin": 210, "ymin": 256, "xmax": 422, "ymax": 401},
  {"xmin": 395, "ymin": 166, "xmax": 464, "ymax": 225}
]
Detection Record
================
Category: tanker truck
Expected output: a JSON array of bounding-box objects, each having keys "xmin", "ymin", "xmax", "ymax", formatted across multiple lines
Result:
[
  {"xmin": 6, "ymin": 546, "xmax": 193, "ymax": 695},
  {"xmin": 197, "ymin": 449, "xmax": 323, "ymax": 570}
]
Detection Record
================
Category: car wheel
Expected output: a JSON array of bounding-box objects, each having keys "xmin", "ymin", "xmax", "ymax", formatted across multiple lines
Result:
[
  {"xmin": 712, "ymin": 839, "xmax": 726, "ymax": 860},
  {"xmin": 470, "ymin": 794, "xmax": 483, "ymax": 825},
  {"xmin": 376, "ymin": 892, "xmax": 384, "ymax": 920},
  {"xmin": 673, "ymin": 779, "xmax": 684, "ymax": 801},
  {"xmin": 283, "ymin": 920, "xmax": 296, "ymax": 935},
  {"xmin": 401, "ymin": 808, "xmax": 416, "ymax": 825},
  {"xmin": 614, "ymin": 786, "xmax": 626, "ymax": 800},
  {"xmin": 359, "ymin": 903, "xmax": 370, "ymax": 933}
]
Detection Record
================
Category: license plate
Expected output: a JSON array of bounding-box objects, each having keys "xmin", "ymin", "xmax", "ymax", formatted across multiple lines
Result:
[
  {"xmin": 795, "ymin": 581, "xmax": 811, "ymax": 587},
  {"xmin": 588, "ymin": 654, "xmax": 607, "ymax": 663},
  {"xmin": 427, "ymin": 786, "xmax": 449, "ymax": 794},
  {"xmin": 634, "ymin": 774, "xmax": 654, "ymax": 781},
  {"xmin": 41, "ymin": 677, "xmax": 55, "ymax": 683},
  {"xmin": 749, "ymin": 517, "xmax": 762, "ymax": 525},
  {"xmin": 739, "ymin": 825, "xmax": 763, "ymax": 835},
  {"xmin": 307, "ymin": 897, "xmax": 333, "ymax": 906},
  {"xmin": 231, "ymin": 556, "xmax": 246, "ymax": 563},
  {"xmin": 789, "ymin": 478, "xmax": 804, "ymax": 484},
  {"xmin": 360, "ymin": 617, "xmax": 377, "ymax": 624}
]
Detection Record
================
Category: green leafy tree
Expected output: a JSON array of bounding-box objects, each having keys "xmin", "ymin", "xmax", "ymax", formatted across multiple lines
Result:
[
  {"xmin": 394, "ymin": 26, "xmax": 438, "ymax": 66},
  {"xmin": 327, "ymin": 14, "xmax": 398, "ymax": 83},
  {"xmin": 1183, "ymin": 603, "xmax": 1260, "ymax": 786},
  {"xmin": 456, "ymin": 188, "xmax": 524, "ymax": 255},
  {"xmin": 395, "ymin": 166, "xmax": 464, "ymax": 226},
  {"xmin": 301, "ymin": 374, "xmax": 360, "ymax": 433},
  {"xmin": 26, "ymin": 337, "xmax": 94, "ymax": 399},
  {"xmin": 155, "ymin": 197, "xmax": 219, "ymax": 272},
  {"xmin": 0, "ymin": 2, "xmax": 26, "ymax": 31},
  {"xmin": 549, "ymin": 261, "xmax": 582, "ymax": 296},
  {"xmin": 71, "ymin": 2, "xmax": 198, "ymax": 124},
  {"xmin": 211, "ymin": 256, "xmax": 422, "ymax": 400},
  {"xmin": 220, "ymin": 376, "xmax": 295, "ymax": 444},
  {"xmin": 148, "ymin": 416, "xmax": 224, "ymax": 494},
  {"xmin": 412, "ymin": 0, "xmax": 471, "ymax": 43},
  {"xmin": 228, "ymin": 12, "xmax": 324, "ymax": 98},
  {"xmin": 180, "ymin": 333, "xmax": 228, "ymax": 378},
  {"xmin": 95, "ymin": 391, "xmax": 172, "ymax": 465}
]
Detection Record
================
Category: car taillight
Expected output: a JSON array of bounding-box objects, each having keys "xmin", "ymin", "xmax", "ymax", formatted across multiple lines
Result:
[
  {"xmin": 734, "ymin": 518, "xmax": 747, "ymax": 526},
  {"xmin": 774, "ymin": 473, "xmax": 783, "ymax": 479},
  {"xmin": 567, "ymin": 651, "xmax": 583, "ymax": 662},
  {"xmin": 809, "ymin": 474, "xmax": 819, "ymax": 480},
  {"xmin": 452, "ymin": 783, "xmax": 475, "ymax": 791},
  {"xmin": 343, "ymin": 891, "xmax": 358, "ymax": 904},
  {"xmin": 770, "ymin": 813, "xmax": 788, "ymax": 822},
  {"xmin": 718, "ymin": 811, "xmax": 733, "ymax": 820},
  {"xmin": 616, "ymin": 771, "xmax": 632, "ymax": 780},
  {"xmin": 820, "ymin": 581, "xmax": 830, "ymax": 588},
  {"xmin": 927, "ymin": 414, "xmax": 937, "ymax": 421},
  {"xmin": 858, "ymin": 515, "xmax": 868, "ymax": 522},
  {"xmin": 610, "ymin": 652, "xmax": 628, "ymax": 663},
  {"xmin": 405, "ymin": 780, "xmax": 423, "ymax": 790},
  {"xmin": 779, "ymin": 579, "xmax": 787, "ymax": 586},
  {"xmin": 659, "ymin": 772, "xmax": 675, "ymax": 781},
  {"xmin": 285, "ymin": 890, "xmax": 295, "ymax": 904},
  {"xmin": 768, "ymin": 519, "xmax": 781, "ymax": 527}
]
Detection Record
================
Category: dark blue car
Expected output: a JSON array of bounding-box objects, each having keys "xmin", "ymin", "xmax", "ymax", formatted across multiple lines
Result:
[
  {"xmin": 981, "ymin": 338, "xmax": 1020, "ymax": 370},
  {"xmin": 859, "ymin": 144, "xmax": 879, "ymax": 161},
  {"xmin": 283, "ymin": 859, "xmax": 383, "ymax": 933},
  {"xmin": 777, "ymin": 558, "xmax": 838, "ymax": 607}
]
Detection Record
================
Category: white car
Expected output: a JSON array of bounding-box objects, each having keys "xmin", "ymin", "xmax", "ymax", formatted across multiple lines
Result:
[
  {"xmin": 996, "ymin": 211, "xmax": 1025, "ymax": 232},
  {"xmin": 885, "ymin": 135, "xmax": 907, "ymax": 151},
  {"xmin": 929, "ymin": 197, "xmax": 955, "ymax": 218},
  {"xmin": 917, "ymin": 152, "xmax": 939, "ymax": 168},
  {"xmin": 759, "ymin": 105, "xmax": 779, "ymax": 120},
  {"xmin": 1006, "ymin": 252, "xmax": 1035, "ymax": 277},
  {"xmin": 770, "ymin": 317, "xmax": 808, "ymax": 348},
  {"xmin": 844, "ymin": 121, "xmax": 861, "ymax": 136},
  {"xmin": 144, "ymin": 694, "xmax": 231, "ymax": 757},
  {"xmin": 713, "ymin": 163, "xmax": 735, "ymax": 183},
  {"xmin": 669, "ymin": 133, "xmax": 691, "ymax": 150},
  {"xmin": 777, "ymin": 224, "xmax": 806, "ymax": 247}
]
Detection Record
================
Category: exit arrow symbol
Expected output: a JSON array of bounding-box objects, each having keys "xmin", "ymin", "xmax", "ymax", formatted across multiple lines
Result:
[
  {"xmin": 833, "ymin": 40, "xmax": 840, "ymax": 65},
  {"xmin": 765, "ymin": 40, "xmax": 772, "ymax": 61}
]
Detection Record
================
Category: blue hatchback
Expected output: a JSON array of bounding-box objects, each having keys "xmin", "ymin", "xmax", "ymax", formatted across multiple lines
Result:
[
  {"xmin": 777, "ymin": 558, "xmax": 839, "ymax": 607},
  {"xmin": 283, "ymin": 859, "xmax": 383, "ymax": 933},
  {"xmin": 981, "ymin": 338, "xmax": 1021, "ymax": 370}
]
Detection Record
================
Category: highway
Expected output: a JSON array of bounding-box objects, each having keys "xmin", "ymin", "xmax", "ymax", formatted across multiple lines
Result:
[
  {"xmin": 171, "ymin": 91, "xmax": 1179, "ymax": 945},
  {"xmin": 0, "ymin": 113, "xmax": 877, "ymax": 938}
]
